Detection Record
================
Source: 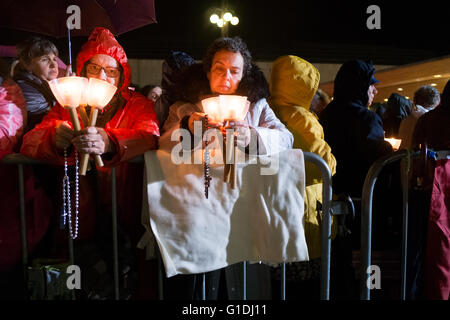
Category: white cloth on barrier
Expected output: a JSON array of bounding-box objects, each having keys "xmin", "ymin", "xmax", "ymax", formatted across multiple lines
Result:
[{"xmin": 141, "ymin": 148, "xmax": 309, "ymax": 277}]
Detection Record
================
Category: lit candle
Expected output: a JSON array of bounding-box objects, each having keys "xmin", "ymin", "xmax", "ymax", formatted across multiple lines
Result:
[
  {"xmin": 86, "ymin": 78, "xmax": 117, "ymax": 109},
  {"xmin": 201, "ymin": 96, "xmax": 221, "ymax": 122},
  {"xmin": 49, "ymin": 76, "xmax": 88, "ymax": 132},
  {"xmin": 219, "ymin": 95, "xmax": 248, "ymax": 120},
  {"xmin": 384, "ymin": 137, "xmax": 402, "ymax": 151}
]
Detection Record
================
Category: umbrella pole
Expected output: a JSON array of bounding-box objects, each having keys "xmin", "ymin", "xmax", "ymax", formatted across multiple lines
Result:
[{"xmin": 67, "ymin": 25, "xmax": 72, "ymax": 73}]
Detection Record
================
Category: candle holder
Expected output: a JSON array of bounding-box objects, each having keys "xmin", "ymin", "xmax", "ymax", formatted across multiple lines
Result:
[
  {"xmin": 49, "ymin": 76, "xmax": 88, "ymax": 134},
  {"xmin": 79, "ymin": 78, "xmax": 117, "ymax": 175},
  {"xmin": 384, "ymin": 137, "xmax": 402, "ymax": 151},
  {"xmin": 201, "ymin": 95, "xmax": 249, "ymax": 191}
]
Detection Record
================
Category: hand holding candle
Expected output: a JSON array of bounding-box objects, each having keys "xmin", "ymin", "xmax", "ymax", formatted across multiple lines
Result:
[
  {"xmin": 188, "ymin": 112, "xmax": 222, "ymax": 134},
  {"xmin": 49, "ymin": 76, "xmax": 116, "ymax": 175},
  {"xmin": 71, "ymin": 127, "xmax": 113, "ymax": 154},
  {"xmin": 201, "ymin": 95, "xmax": 249, "ymax": 189}
]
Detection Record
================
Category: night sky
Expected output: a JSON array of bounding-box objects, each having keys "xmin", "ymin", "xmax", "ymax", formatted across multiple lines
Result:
[{"xmin": 1, "ymin": 0, "xmax": 449, "ymax": 65}]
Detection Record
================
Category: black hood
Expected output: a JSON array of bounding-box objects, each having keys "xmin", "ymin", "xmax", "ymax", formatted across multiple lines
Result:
[
  {"xmin": 383, "ymin": 93, "xmax": 412, "ymax": 136},
  {"xmin": 384, "ymin": 93, "xmax": 412, "ymax": 118},
  {"xmin": 161, "ymin": 51, "xmax": 195, "ymax": 93},
  {"xmin": 333, "ymin": 59, "xmax": 377, "ymax": 106},
  {"xmin": 176, "ymin": 62, "xmax": 269, "ymax": 104}
]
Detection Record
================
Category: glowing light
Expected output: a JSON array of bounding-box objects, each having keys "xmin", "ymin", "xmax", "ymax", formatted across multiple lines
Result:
[
  {"xmin": 86, "ymin": 78, "xmax": 117, "ymax": 109},
  {"xmin": 397, "ymin": 88, "xmax": 403, "ymax": 91},
  {"xmin": 201, "ymin": 95, "xmax": 249, "ymax": 122},
  {"xmin": 223, "ymin": 12, "xmax": 232, "ymax": 21},
  {"xmin": 230, "ymin": 16, "xmax": 239, "ymax": 25},
  {"xmin": 385, "ymin": 137, "xmax": 402, "ymax": 151},
  {"xmin": 219, "ymin": 95, "xmax": 248, "ymax": 120},
  {"xmin": 210, "ymin": 14, "xmax": 219, "ymax": 24},
  {"xmin": 49, "ymin": 76, "xmax": 88, "ymax": 108},
  {"xmin": 217, "ymin": 19, "xmax": 224, "ymax": 27}
]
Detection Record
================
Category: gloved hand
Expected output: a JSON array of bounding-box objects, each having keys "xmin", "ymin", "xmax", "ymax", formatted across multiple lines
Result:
[
  {"xmin": 71, "ymin": 127, "xmax": 114, "ymax": 155},
  {"xmin": 55, "ymin": 121, "xmax": 75, "ymax": 150}
]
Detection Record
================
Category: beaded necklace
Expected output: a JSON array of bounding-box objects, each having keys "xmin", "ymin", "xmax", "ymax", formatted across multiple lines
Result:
[
  {"xmin": 203, "ymin": 115, "xmax": 212, "ymax": 199},
  {"xmin": 62, "ymin": 148, "xmax": 79, "ymax": 239}
]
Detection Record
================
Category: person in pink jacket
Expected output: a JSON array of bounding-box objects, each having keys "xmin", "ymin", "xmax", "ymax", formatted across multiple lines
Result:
[{"xmin": 0, "ymin": 58, "xmax": 53, "ymax": 298}]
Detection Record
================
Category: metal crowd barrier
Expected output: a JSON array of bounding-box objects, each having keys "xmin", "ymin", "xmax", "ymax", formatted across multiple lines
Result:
[
  {"xmin": 2, "ymin": 150, "xmax": 335, "ymax": 300},
  {"xmin": 303, "ymin": 151, "xmax": 333, "ymax": 300},
  {"xmin": 360, "ymin": 149, "xmax": 450, "ymax": 300}
]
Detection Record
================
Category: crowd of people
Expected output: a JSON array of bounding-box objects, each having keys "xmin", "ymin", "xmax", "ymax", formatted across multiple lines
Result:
[{"xmin": 0, "ymin": 26, "xmax": 448, "ymax": 300}]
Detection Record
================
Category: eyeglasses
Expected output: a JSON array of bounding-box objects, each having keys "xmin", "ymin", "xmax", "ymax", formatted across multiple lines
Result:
[{"xmin": 86, "ymin": 63, "xmax": 120, "ymax": 78}]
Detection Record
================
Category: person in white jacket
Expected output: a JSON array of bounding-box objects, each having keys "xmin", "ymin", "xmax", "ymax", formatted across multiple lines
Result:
[
  {"xmin": 159, "ymin": 37, "xmax": 293, "ymax": 155},
  {"xmin": 157, "ymin": 36, "xmax": 293, "ymax": 300}
]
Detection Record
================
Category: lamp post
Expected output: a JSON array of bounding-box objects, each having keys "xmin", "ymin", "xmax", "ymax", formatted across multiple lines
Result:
[{"xmin": 209, "ymin": 10, "xmax": 239, "ymax": 37}]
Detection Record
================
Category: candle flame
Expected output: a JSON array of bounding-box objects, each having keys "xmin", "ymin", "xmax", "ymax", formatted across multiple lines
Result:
[{"xmin": 384, "ymin": 137, "xmax": 402, "ymax": 151}]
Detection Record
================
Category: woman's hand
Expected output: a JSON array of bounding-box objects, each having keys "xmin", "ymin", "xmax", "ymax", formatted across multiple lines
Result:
[
  {"xmin": 71, "ymin": 127, "xmax": 114, "ymax": 155},
  {"xmin": 225, "ymin": 120, "xmax": 251, "ymax": 148},
  {"xmin": 55, "ymin": 121, "xmax": 75, "ymax": 150},
  {"xmin": 188, "ymin": 112, "xmax": 223, "ymax": 134}
]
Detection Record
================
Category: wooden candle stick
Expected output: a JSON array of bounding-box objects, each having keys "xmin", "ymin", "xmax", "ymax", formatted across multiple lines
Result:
[
  {"xmin": 88, "ymin": 107, "xmax": 104, "ymax": 167},
  {"xmin": 68, "ymin": 107, "xmax": 81, "ymax": 132},
  {"xmin": 79, "ymin": 107, "xmax": 105, "ymax": 175},
  {"xmin": 79, "ymin": 78, "xmax": 117, "ymax": 175}
]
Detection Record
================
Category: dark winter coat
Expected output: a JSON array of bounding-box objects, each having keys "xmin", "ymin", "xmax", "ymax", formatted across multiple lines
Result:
[
  {"xmin": 13, "ymin": 68, "xmax": 56, "ymax": 133},
  {"xmin": 154, "ymin": 51, "xmax": 195, "ymax": 131},
  {"xmin": 383, "ymin": 93, "xmax": 412, "ymax": 137},
  {"xmin": 319, "ymin": 60, "xmax": 393, "ymax": 196}
]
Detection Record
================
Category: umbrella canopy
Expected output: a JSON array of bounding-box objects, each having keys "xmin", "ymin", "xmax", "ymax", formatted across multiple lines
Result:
[
  {"xmin": 0, "ymin": 0, "xmax": 157, "ymax": 37},
  {"xmin": 0, "ymin": 0, "xmax": 156, "ymax": 67}
]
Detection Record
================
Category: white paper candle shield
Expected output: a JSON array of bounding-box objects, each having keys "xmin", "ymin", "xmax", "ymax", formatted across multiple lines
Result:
[
  {"xmin": 219, "ymin": 95, "xmax": 248, "ymax": 120},
  {"xmin": 86, "ymin": 78, "xmax": 117, "ymax": 109},
  {"xmin": 201, "ymin": 96, "xmax": 221, "ymax": 122},
  {"xmin": 49, "ymin": 76, "xmax": 88, "ymax": 108},
  {"xmin": 201, "ymin": 95, "xmax": 248, "ymax": 122}
]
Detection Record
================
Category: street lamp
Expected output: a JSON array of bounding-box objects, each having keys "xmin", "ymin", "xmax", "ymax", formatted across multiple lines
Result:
[{"xmin": 209, "ymin": 10, "xmax": 239, "ymax": 37}]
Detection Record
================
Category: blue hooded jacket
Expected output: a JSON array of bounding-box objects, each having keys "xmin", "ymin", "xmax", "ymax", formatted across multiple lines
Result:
[{"xmin": 319, "ymin": 60, "xmax": 393, "ymax": 196}]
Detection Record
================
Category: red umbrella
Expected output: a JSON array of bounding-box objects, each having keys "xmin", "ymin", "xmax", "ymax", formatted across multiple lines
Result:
[{"xmin": 0, "ymin": 0, "xmax": 157, "ymax": 65}]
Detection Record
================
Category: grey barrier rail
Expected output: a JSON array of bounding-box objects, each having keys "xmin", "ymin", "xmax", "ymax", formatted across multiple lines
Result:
[
  {"xmin": 1, "ymin": 150, "xmax": 335, "ymax": 300},
  {"xmin": 360, "ymin": 149, "xmax": 450, "ymax": 300}
]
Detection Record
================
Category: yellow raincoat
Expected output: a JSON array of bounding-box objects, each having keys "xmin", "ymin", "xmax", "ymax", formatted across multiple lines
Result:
[{"xmin": 269, "ymin": 55, "xmax": 337, "ymax": 259}]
